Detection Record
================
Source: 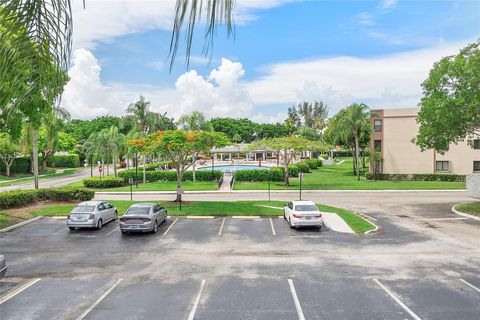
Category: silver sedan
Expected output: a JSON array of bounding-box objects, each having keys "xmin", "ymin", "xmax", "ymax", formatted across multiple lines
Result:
[
  {"xmin": 119, "ymin": 203, "xmax": 167, "ymax": 234},
  {"xmin": 67, "ymin": 201, "xmax": 118, "ymax": 230}
]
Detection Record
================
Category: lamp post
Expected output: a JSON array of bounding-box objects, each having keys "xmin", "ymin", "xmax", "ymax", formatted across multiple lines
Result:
[
  {"xmin": 129, "ymin": 178, "xmax": 133, "ymax": 201},
  {"xmin": 299, "ymin": 172, "xmax": 303, "ymax": 200},
  {"xmin": 135, "ymin": 153, "xmax": 139, "ymax": 188}
]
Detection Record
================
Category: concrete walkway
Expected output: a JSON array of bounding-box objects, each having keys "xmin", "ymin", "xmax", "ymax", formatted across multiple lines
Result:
[
  {"xmin": 321, "ymin": 212, "xmax": 354, "ymax": 233},
  {"xmin": 220, "ymin": 174, "xmax": 233, "ymax": 191}
]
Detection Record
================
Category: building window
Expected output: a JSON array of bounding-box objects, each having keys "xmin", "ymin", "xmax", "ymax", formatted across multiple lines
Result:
[
  {"xmin": 374, "ymin": 119, "xmax": 382, "ymax": 132},
  {"xmin": 374, "ymin": 140, "xmax": 382, "ymax": 151},
  {"xmin": 474, "ymin": 161, "xmax": 480, "ymax": 172},
  {"xmin": 436, "ymin": 161, "xmax": 450, "ymax": 172},
  {"xmin": 474, "ymin": 139, "xmax": 480, "ymax": 149}
]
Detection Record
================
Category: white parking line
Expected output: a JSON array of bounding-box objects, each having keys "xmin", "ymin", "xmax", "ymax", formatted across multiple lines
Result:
[
  {"xmin": 187, "ymin": 279, "xmax": 206, "ymax": 320},
  {"xmin": 162, "ymin": 218, "xmax": 179, "ymax": 236},
  {"xmin": 218, "ymin": 218, "xmax": 226, "ymax": 236},
  {"xmin": 269, "ymin": 217, "xmax": 276, "ymax": 236},
  {"xmin": 373, "ymin": 279, "xmax": 422, "ymax": 320},
  {"xmin": 75, "ymin": 278, "xmax": 123, "ymax": 320},
  {"xmin": 106, "ymin": 226, "xmax": 119, "ymax": 236},
  {"xmin": 460, "ymin": 279, "xmax": 480, "ymax": 293},
  {"xmin": 288, "ymin": 279, "xmax": 305, "ymax": 320},
  {"xmin": 0, "ymin": 278, "xmax": 41, "ymax": 304}
]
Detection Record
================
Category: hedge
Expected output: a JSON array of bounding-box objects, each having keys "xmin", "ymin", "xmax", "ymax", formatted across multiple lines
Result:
[
  {"xmin": 365, "ymin": 173, "xmax": 466, "ymax": 182},
  {"xmin": 83, "ymin": 177, "xmax": 126, "ymax": 188},
  {"xmin": 277, "ymin": 165, "xmax": 299, "ymax": 178},
  {"xmin": 234, "ymin": 168, "xmax": 284, "ymax": 182},
  {"xmin": 47, "ymin": 154, "xmax": 80, "ymax": 167},
  {"xmin": 295, "ymin": 162, "xmax": 311, "ymax": 173},
  {"xmin": 143, "ymin": 161, "xmax": 172, "ymax": 171},
  {"xmin": 0, "ymin": 157, "xmax": 30, "ymax": 174},
  {"xmin": 118, "ymin": 169, "xmax": 222, "ymax": 182},
  {"xmin": 0, "ymin": 188, "xmax": 95, "ymax": 209},
  {"xmin": 305, "ymin": 159, "xmax": 323, "ymax": 169}
]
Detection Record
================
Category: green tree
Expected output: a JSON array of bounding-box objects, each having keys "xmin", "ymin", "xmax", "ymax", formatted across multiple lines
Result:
[
  {"xmin": 232, "ymin": 133, "xmax": 242, "ymax": 143},
  {"xmin": 104, "ymin": 126, "xmax": 126, "ymax": 177},
  {"xmin": 177, "ymin": 111, "xmax": 213, "ymax": 131},
  {"xmin": 249, "ymin": 136, "xmax": 326, "ymax": 186},
  {"xmin": 0, "ymin": 133, "xmax": 20, "ymax": 176},
  {"xmin": 38, "ymin": 107, "xmax": 70, "ymax": 171},
  {"xmin": 336, "ymin": 103, "xmax": 373, "ymax": 180},
  {"xmin": 297, "ymin": 101, "xmax": 329, "ymax": 131},
  {"xmin": 142, "ymin": 130, "xmax": 230, "ymax": 201},
  {"xmin": 285, "ymin": 106, "xmax": 302, "ymax": 129},
  {"xmin": 210, "ymin": 118, "xmax": 259, "ymax": 143},
  {"xmin": 57, "ymin": 132, "xmax": 77, "ymax": 153},
  {"xmin": 415, "ymin": 40, "xmax": 480, "ymax": 153}
]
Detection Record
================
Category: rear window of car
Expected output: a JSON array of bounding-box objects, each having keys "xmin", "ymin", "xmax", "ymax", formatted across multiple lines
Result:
[
  {"xmin": 72, "ymin": 206, "xmax": 95, "ymax": 213},
  {"xmin": 126, "ymin": 207, "xmax": 151, "ymax": 215},
  {"xmin": 295, "ymin": 205, "xmax": 318, "ymax": 212}
]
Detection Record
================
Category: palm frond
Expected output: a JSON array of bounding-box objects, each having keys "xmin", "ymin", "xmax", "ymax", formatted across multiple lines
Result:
[{"xmin": 169, "ymin": 0, "xmax": 235, "ymax": 71}]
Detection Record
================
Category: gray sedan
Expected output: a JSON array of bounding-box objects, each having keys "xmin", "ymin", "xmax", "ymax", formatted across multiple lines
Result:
[
  {"xmin": 67, "ymin": 201, "xmax": 118, "ymax": 230},
  {"xmin": 119, "ymin": 203, "xmax": 167, "ymax": 234}
]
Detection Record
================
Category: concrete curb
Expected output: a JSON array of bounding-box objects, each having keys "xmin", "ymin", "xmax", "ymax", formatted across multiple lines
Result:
[
  {"xmin": 355, "ymin": 211, "xmax": 381, "ymax": 235},
  {"xmin": 452, "ymin": 204, "xmax": 480, "ymax": 222},
  {"xmin": 0, "ymin": 216, "xmax": 43, "ymax": 233},
  {"xmin": 95, "ymin": 189, "xmax": 466, "ymax": 196}
]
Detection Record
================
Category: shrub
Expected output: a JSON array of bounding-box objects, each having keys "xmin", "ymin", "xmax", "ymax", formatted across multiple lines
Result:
[
  {"xmin": 118, "ymin": 169, "xmax": 222, "ymax": 182},
  {"xmin": 305, "ymin": 159, "xmax": 323, "ymax": 169},
  {"xmin": 295, "ymin": 162, "xmax": 311, "ymax": 173},
  {"xmin": 83, "ymin": 177, "xmax": 126, "ymax": 188},
  {"xmin": 143, "ymin": 161, "xmax": 172, "ymax": 171},
  {"xmin": 233, "ymin": 168, "xmax": 284, "ymax": 182},
  {"xmin": 47, "ymin": 154, "xmax": 80, "ymax": 167},
  {"xmin": 365, "ymin": 173, "xmax": 466, "ymax": 182},
  {"xmin": 0, "ymin": 188, "xmax": 94, "ymax": 209},
  {"xmin": 0, "ymin": 156, "xmax": 30, "ymax": 174}
]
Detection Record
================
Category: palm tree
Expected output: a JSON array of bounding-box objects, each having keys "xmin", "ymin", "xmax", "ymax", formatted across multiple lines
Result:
[
  {"xmin": 88, "ymin": 130, "xmax": 111, "ymax": 178},
  {"xmin": 105, "ymin": 126, "xmax": 126, "ymax": 177},
  {"xmin": 337, "ymin": 103, "xmax": 373, "ymax": 181}
]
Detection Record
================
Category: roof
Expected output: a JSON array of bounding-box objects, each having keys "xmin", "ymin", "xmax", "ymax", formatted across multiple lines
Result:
[
  {"xmin": 291, "ymin": 200, "xmax": 316, "ymax": 205},
  {"xmin": 77, "ymin": 201, "xmax": 103, "ymax": 206},
  {"xmin": 129, "ymin": 203, "xmax": 156, "ymax": 207},
  {"xmin": 211, "ymin": 143, "xmax": 273, "ymax": 153}
]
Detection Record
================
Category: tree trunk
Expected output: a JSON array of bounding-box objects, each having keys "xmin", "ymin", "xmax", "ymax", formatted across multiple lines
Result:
[
  {"xmin": 175, "ymin": 165, "xmax": 183, "ymax": 202},
  {"xmin": 5, "ymin": 163, "xmax": 11, "ymax": 177},
  {"xmin": 42, "ymin": 157, "xmax": 48, "ymax": 172},
  {"xmin": 32, "ymin": 128, "xmax": 39, "ymax": 189},
  {"xmin": 283, "ymin": 153, "xmax": 290, "ymax": 187},
  {"xmin": 354, "ymin": 135, "xmax": 360, "ymax": 181},
  {"xmin": 352, "ymin": 151, "xmax": 356, "ymax": 175},
  {"xmin": 113, "ymin": 148, "xmax": 117, "ymax": 177},
  {"xmin": 142, "ymin": 155, "xmax": 146, "ymax": 184}
]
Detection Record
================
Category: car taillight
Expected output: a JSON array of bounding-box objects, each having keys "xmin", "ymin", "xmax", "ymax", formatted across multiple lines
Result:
[
  {"xmin": 292, "ymin": 214, "xmax": 302, "ymax": 218},
  {"xmin": 315, "ymin": 214, "xmax": 322, "ymax": 218},
  {"xmin": 89, "ymin": 214, "xmax": 94, "ymax": 219}
]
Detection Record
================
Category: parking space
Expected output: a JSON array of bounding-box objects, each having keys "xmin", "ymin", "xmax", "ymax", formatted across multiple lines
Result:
[
  {"xmin": 83, "ymin": 279, "xmax": 200, "ymax": 320},
  {"xmin": 195, "ymin": 278, "xmax": 298, "ymax": 320},
  {"xmin": 0, "ymin": 277, "xmax": 112, "ymax": 320},
  {"xmin": 273, "ymin": 217, "xmax": 322, "ymax": 236},
  {"xmin": 165, "ymin": 218, "xmax": 221, "ymax": 241},
  {"xmin": 222, "ymin": 218, "xmax": 273, "ymax": 238},
  {"xmin": 377, "ymin": 278, "xmax": 480, "ymax": 320}
]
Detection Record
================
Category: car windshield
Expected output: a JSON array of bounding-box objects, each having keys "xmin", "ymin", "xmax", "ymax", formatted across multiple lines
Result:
[
  {"xmin": 295, "ymin": 205, "xmax": 318, "ymax": 212},
  {"xmin": 71, "ymin": 205, "xmax": 95, "ymax": 213},
  {"xmin": 126, "ymin": 207, "xmax": 151, "ymax": 215}
]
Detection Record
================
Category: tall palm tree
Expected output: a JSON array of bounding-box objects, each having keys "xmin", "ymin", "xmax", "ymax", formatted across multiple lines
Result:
[
  {"xmin": 105, "ymin": 126, "xmax": 125, "ymax": 177},
  {"xmin": 125, "ymin": 95, "xmax": 151, "ymax": 137},
  {"xmin": 177, "ymin": 111, "xmax": 213, "ymax": 131},
  {"xmin": 337, "ymin": 103, "xmax": 373, "ymax": 181}
]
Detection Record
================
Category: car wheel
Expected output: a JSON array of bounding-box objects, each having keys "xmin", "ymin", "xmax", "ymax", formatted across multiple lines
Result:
[
  {"xmin": 114, "ymin": 211, "xmax": 118, "ymax": 221},
  {"xmin": 121, "ymin": 230, "xmax": 127, "ymax": 234},
  {"xmin": 152, "ymin": 221, "xmax": 158, "ymax": 233},
  {"xmin": 69, "ymin": 227, "xmax": 75, "ymax": 231},
  {"xmin": 283, "ymin": 210, "xmax": 287, "ymax": 220},
  {"xmin": 163, "ymin": 215, "xmax": 167, "ymax": 223},
  {"xmin": 97, "ymin": 219, "xmax": 103, "ymax": 230}
]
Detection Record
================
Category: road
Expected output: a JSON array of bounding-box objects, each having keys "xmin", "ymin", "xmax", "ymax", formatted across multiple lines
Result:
[
  {"xmin": 0, "ymin": 168, "xmax": 100, "ymax": 192},
  {"xmin": 1, "ymin": 190, "xmax": 479, "ymax": 319}
]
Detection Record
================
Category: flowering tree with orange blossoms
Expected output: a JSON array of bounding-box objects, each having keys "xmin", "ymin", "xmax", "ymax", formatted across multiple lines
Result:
[
  {"xmin": 127, "ymin": 138, "xmax": 148, "ymax": 184},
  {"xmin": 144, "ymin": 130, "xmax": 230, "ymax": 201}
]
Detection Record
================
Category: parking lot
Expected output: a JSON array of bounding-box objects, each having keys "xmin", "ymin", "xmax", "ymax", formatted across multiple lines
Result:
[{"xmin": 1, "ymin": 203, "xmax": 480, "ymax": 319}]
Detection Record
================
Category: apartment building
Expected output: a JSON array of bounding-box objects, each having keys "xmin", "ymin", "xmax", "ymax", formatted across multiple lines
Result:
[{"xmin": 370, "ymin": 108, "xmax": 480, "ymax": 175}]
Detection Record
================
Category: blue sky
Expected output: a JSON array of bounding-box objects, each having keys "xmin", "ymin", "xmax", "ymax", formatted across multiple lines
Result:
[{"xmin": 62, "ymin": 0, "xmax": 480, "ymax": 121}]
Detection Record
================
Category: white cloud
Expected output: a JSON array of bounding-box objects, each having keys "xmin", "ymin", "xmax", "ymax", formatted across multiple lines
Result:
[
  {"xmin": 379, "ymin": 0, "xmax": 397, "ymax": 11},
  {"xmin": 356, "ymin": 12, "xmax": 374, "ymax": 26},
  {"xmin": 72, "ymin": 0, "xmax": 290, "ymax": 49},
  {"xmin": 245, "ymin": 40, "xmax": 471, "ymax": 114}
]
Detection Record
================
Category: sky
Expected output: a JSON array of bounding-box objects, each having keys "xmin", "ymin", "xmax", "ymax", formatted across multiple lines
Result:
[{"xmin": 61, "ymin": 0, "xmax": 480, "ymax": 122}]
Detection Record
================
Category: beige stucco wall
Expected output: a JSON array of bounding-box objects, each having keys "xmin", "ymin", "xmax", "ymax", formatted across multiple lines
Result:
[
  {"xmin": 382, "ymin": 109, "xmax": 434, "ymax": 174},
  {"xmin": 380, "ymin": 107, "xmax": 479, "ymax": 175}
]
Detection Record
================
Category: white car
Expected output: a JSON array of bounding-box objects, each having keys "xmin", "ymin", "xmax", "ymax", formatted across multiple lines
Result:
[
  {"xmin": 283, "ymin": 200, "xmax": 323, "ymax": 229},
  {"xmin": 67, "ymin": 201, "xmax": 118, "ymax": 230}
]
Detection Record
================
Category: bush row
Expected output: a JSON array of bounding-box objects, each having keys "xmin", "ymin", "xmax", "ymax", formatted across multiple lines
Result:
[
  {"xmin": 0, "ymin": 157, "xmax": 30, "ymax": 174},
  {"xmin": 83, "ymin": 177, "xmax": 126, "ymax": 188},
  {"xmin": 305, "ymin": 159, "xmax": 323, "ymax": 169},
  {"xmin": 143, "ymin": 161, "xmax": 172, "ymax": 171},
  {"xmin": 365, "ymin": 173, "xmax": 466, "ymax": 182},
  {"xmin": 0, "ymin": 188, "xmax": 95, "ymax": 209},
  {"xmin": 234, "ymin": 168, "xmax": 284, "ymax": 182},
  {"xmin": 46, "ymin": 154, "xmax": 80, "ymax": 168},
  {"xmin": 295, "ymin": 162, "xmax": 311, "ymax": 173},
  {"xmin": 118, "ymin": 169, "xmax": 222, "ymax": 182}
]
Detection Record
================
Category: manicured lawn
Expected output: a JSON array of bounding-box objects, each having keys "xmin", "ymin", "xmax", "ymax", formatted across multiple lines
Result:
[
  {"xmin": 10, "ymin": 199, "xmax": 374, "ymax": 233},
  {"xmin": 455, "ymin": 201, "xmax": 480, "ymax": 217},
  {"xmin": 233, "ymin": 158, "xmax": 465, "ymax": 190},
  {"xmin": 0, "ymin": 168, "xmax": 83, "ymax": 187},
  {"xmin": 63, "ymin": 180, "xmax": 219, "ymax": 191}
]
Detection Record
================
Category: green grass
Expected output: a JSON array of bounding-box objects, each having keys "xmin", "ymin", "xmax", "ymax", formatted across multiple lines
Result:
[
  {"xmin": 0, "ymin": 168, "xmax": 83, "ymax": 187},
  {"xmin": 19, "ymin": 199, "xmax": 375, "ymax": 233},
  {"xmin": 455, "ymin": 201, "xmax": 480, "ymax": 217},
  {"xmin": 233, "ymin": 158, "xmax": 465, "ymax": 190},
  {"xmin": 62, "ymin": 180, "xmax": 218, "ymax": 191}
]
